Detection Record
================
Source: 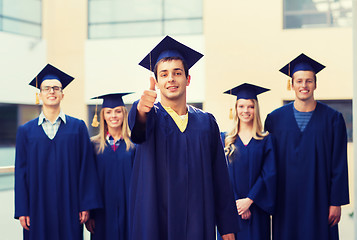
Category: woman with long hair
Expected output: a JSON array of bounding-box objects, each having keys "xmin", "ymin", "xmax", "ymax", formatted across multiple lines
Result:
[
  {"xmin": 218, "ymin": 83, "xmax": 276, "ymax": 240},
  {"xmin": 86, "ymin": 93, "xmax": 135, "ymax": 240}
]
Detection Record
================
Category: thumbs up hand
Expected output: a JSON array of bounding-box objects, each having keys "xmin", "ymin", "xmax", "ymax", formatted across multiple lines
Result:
[{"xmin": 137, "ymin": 76, "xmax": 157, "ymax": 115}]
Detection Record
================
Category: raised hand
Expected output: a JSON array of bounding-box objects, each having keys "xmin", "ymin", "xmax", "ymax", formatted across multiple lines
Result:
[
  {"xmin": 137, "ymin": 77, "xmax": 157, "ymax": 113},
  {"xmin": 136, "ymin": 77, "xmax": 157, "ymax": 123}
]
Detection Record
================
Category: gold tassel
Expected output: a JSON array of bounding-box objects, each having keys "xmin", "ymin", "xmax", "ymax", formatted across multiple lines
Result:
[
  {"xmin": 287, "ymin": 63, "xmax": 291, "ymax": 90},
  {"xmin": 287, "ymin": 79, "xmax": 291, "ymax": 91},
  {"xmin": 35, "ymin": 76, "xmax": 40, "ymax": 104},
  {"xmin": 91, "ymin": 113, "xmax": 99, "ymax": 127},
  {"xmin": 35, "ymin": 93, "xmax": 40, "ymax": 105},
  {"xmin": 91, "ymin": 104, "xmax": 100, "ymax": 127},
  {"xmin": 229, "ymin": 108, "xmax": 233, "ymax": 120}
]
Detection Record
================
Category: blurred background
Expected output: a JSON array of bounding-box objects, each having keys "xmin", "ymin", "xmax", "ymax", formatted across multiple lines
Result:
[{"xmin": 0, "ymin": 0, "xmax": 355, "ymax": 239}]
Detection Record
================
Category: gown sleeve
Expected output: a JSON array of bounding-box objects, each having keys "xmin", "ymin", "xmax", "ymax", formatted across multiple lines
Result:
[
  {"xmin": 211, "ymin": 116, "xmax": 239, "ymax": 235},
  {"xmin": 264, "ymin": 113, "xmax": 273, "ymax": 133},
  {"xmin": 128, "ymin": 100, "xmax": 153, "ymax": 144},
  {"xmin": 329, "ymin": 112, "xmax": 349, "ymax": 206},
  {"xmin": 247, "ymin": 136, "xmax": 277, "ymax": 214},
  {"xmin": 14, "ymin": 125, "xmax": 29, "ymax": 219},
  {"xmin": 78, "ymin": 120, "xmax": 103, "ymax": 211}
]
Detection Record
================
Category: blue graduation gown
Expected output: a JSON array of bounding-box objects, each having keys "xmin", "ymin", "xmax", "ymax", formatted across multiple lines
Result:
[
  {"xmin": 265, "ymin": 102, "xmax": 349, "ymax": 240},
  {"xmin": 90, "ymin": 141, "xmax": 134, "ymax": 240},
  {"xmin": 218, "ymin": 134, "xmax": 276, "ymax": 240},
  {"xmin": 15, "ymin": 116, "xmax": 103, "ymax": 240},
  {"xmin": 128, "ymin": 101, "xmax": 239, "ymax": 240}
]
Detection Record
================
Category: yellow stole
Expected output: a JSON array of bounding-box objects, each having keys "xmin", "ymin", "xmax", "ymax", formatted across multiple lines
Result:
[{"xmin": 162, "ymin": 105, "xmax": 188, "ymax": 132}]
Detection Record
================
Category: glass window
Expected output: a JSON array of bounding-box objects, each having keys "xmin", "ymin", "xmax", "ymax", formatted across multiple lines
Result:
[
  {"xmin": 0, "ymin": 0, "xmax": 42, "ymax": 38},
  {"xmin": 283, "ymin": 0, "xmax": 352, "ymax": 29},
  {"xmin": 88, "ymin": 0, "xmax": 202, "ymax": 39},
  {"xmin": 0, "ymin": 104, "xmax": 41, "ymax": 146},
  {"xmin": 0, "ymin": 104, "xmax": 17, "ymax": 145}
]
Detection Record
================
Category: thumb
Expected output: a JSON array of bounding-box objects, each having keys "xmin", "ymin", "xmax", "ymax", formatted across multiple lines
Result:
[{"xmin": 149, "ymin": 76, "xmax": 156, "ymax": 91}]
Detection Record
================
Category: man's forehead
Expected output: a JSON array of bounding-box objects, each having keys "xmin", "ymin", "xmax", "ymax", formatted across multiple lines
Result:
[
  {"xmin": 41, "ymin": 79, "xmax": 62, "ymax": 86},
  {"xmin": 157, "ymin": 59, "xmax": 184, "ymax": 70},
  {"xmin": 293, "ymin": 70, "xmax": 315, "ymax": 77}
]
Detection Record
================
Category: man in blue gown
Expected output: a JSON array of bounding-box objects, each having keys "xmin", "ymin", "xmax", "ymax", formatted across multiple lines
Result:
[
  {"xmin": 14, "ymin": 64, "xmax": 102, "ymax": 240},
  {"xmin": 128, "ymin": 36, "xmax": 239, "ymax": 240},
  {"xmin": 265, "ymin": 54, "xmax": 349, "ymax": 240}
]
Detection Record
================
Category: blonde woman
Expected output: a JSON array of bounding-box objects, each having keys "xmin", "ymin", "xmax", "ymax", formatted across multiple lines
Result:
[
  {"xmin": 218, "ymin": 83, "xmax": 276, "ymax": 240},
  {"xmin": 86, "ymin": 93, "xmax": 135, "ymax": 240}
]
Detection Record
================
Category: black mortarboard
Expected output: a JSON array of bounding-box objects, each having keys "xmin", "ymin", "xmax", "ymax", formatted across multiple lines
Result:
[
  {"xmin": 91, "ymin": 92, "xmax": 133, "ymax": 108},
  {"xmin": 29, "ymin": 64, "xmax": 74, "ymax": 90},
  {"xmin": 139, "ymin": 35, "xmax": 203, "ymax": 72},
  {"xmin": 224, "ymin": 83, "xmax": 270, "ymax": 100},
  {"xmin": 279, "ymin": 53, "xmax": 325, "ymax": 77},
  {"xmin": 90, "ymin": 92, "xmax": 133, "ymax": 127}
]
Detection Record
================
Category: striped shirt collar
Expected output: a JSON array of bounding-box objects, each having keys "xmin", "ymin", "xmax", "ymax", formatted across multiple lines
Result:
[
  {"xmin": 38, "ymin": 110, "xmax": 66, "ymax": 125},
  {"xmin": 106, "ymin": 132, "xmax": 122, "ymax": 151}
]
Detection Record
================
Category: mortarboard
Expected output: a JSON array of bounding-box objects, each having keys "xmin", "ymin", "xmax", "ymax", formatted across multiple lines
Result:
[
  {"xmin": 91, "ymin": 92, "xmax": 133, "ymax": 108},
  {"xmin": 224, "ymin": 83, "xmax": 270, "ymax": 100},
  {"xmin": 28, "ymin": 64, "xmax": 74, "ymax": 104},
  {"xmin": 280, "ymin": 53, "xmax": 325, "ymax": 77},
  {"xmin": 29, "ymin": 64, "xmax": 74, "ymax": 90},
  {"xmin": 224, "ymin": 83, "xmax": 269, "ymax": 120},
  {"xmin": 279, "ymin": 53, "xmax": 325, "ymax": 90},
  {"xmin": 139, "ymin": 35, "xmax": 203, "ymax": 72},
  {"xmin": 90, "ymin": 92, "xmax": 133, "ymax": 127}
]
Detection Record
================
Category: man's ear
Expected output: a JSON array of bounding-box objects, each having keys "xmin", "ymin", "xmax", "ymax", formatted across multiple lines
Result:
[{"xmin": 186, "ymin": 75, "xmax": 191, "ymax": 86}]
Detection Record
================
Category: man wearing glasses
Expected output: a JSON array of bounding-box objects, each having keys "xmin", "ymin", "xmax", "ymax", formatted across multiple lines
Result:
[{"xmin": 14, "ymin": 64, "xmax": 102, "ymax": 240}]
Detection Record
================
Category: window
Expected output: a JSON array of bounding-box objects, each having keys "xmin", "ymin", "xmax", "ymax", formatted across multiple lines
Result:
[
  {"xmin": 0, "ymin": 0, "xmax": 41, "ymax": 38},
  {"xmin": 88, "ymin": 0, "xmax": 202, "ymax": 39},
  {"xmin": 0, "ymin": 104, "xmax": 41, "ymax": 146},
  {"xmin": 284, "ymin": 100, "xmax": 352, "ymax": 142},
  {"xmin": 283, "ymin": 0, "xmax": 352, "ymax": 29}
]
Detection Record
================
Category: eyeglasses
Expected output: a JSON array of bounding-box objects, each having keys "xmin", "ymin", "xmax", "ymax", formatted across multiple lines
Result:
[{"xmin": 41, "ymin": 86, "xmax": 62, "ymax": 93}]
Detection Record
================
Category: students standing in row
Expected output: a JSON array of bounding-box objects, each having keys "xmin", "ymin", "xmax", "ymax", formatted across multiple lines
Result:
[
  {"xmin": 86, "ymin": 93, "xmax": 135, "ymax": 240},
  {"xmin": 128, "ymin": 36, "xmax": 239, "ymax": 240},
  {"xmin": 218, "ymin": 83, "xmax": 276, "ymax": 240},
  {"xmin": 265, "ymin": 54, "xmax": 349, "ymax": 240},
  {"xmin": 15, "ymin": 64, "xmax": 102, "ymax": 240}
]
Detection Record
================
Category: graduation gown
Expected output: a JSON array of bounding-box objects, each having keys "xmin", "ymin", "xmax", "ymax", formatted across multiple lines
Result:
[
  {"xmin": 90, "ymin": 141, "xmax": 134, "ymax": 240},
  {"xmin": 15, "ymin": 116, "xmax": 102, "ymax": 240},
  {"xmin": 264, "ymin": 102, "xmax": 349, "ymax": 240},
  {"xmin": 128, "ymin": 101, "xmax": 239, "ymax": 240},
  {"xmin": 218, "ymin": 134, "xmax": 276, "ymax": 240}
]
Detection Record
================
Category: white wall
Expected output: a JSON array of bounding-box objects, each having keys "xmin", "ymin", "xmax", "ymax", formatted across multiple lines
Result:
[{"xmin": 0, "ymin": 32, "xmax": 46, "ymax": 105}]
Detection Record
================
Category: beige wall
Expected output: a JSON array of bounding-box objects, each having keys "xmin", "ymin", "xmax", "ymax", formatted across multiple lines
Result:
[
  {"xmin": 42, "ymin": 0, "xmax": 88, "ymax": 123},
  {"xmin": 203, "ymin": 0, "xmax": 352, "ymax": 131},
  {"xmin": 203, "ymin": 0, "xmax": 353, "ymax": 207}
]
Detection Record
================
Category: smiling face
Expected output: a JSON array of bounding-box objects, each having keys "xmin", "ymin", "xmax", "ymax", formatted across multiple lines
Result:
[
  {"xmin": 236, "ymin": 98, "xmax": 255, "ymax": 125},
  {"xmin": 39, "ymin": 79, "xmax": 64, "ymax": 107},
  {"xmin": 103, "ymin": 106, "xmax": 124, "ymax": 130},
  {"xmin": 291, "ymin": 70, "xmax": 316, "ymax": 102},
  {"xmin": 155, "ymin": 59, "xmax": 191, "ymax": 105}
]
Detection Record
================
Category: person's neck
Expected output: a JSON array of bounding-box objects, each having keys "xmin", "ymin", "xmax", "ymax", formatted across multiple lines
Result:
[
  {"xmin": 161, "ymin": 98, "xmax": 187, "ymax": 116},
  {"xmin": 42, "ymin": 105, "xmax": 61, "ymax": 123},
  {"xmin": 294, "ymin": 98, "xmax": 317, "ymax": 112},
  {"xmin": 108, "ymin": 127, "xmax": 122, "ymax": 141},
  {"xmin": 238, "ymin": 122, "xmax": 253, "ymax": 144},
  {"xmin": 239, "ymin": 122, "xmax": 253, "ymax": 135}
]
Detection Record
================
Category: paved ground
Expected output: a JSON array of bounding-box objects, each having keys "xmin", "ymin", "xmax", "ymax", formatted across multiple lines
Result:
[{"xmin": 0, "ymin": 189, "xmax": 354, "ymax": 240}]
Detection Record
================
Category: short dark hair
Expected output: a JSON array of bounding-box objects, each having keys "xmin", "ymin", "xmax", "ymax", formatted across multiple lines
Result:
[{"xmin": 153, "ymin": 57, "xmax": 189, "ymax": 81}]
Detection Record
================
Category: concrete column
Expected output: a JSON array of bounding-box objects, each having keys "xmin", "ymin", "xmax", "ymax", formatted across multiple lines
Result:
[{"xmin": 42, "ymin": 0, "xmax": 88, "ymax": 123}]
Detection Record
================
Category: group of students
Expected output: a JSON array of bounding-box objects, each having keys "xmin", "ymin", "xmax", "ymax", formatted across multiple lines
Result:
[{"xmin": 14, "ymin": 35, "xmax": 349, "ymax": 240}]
